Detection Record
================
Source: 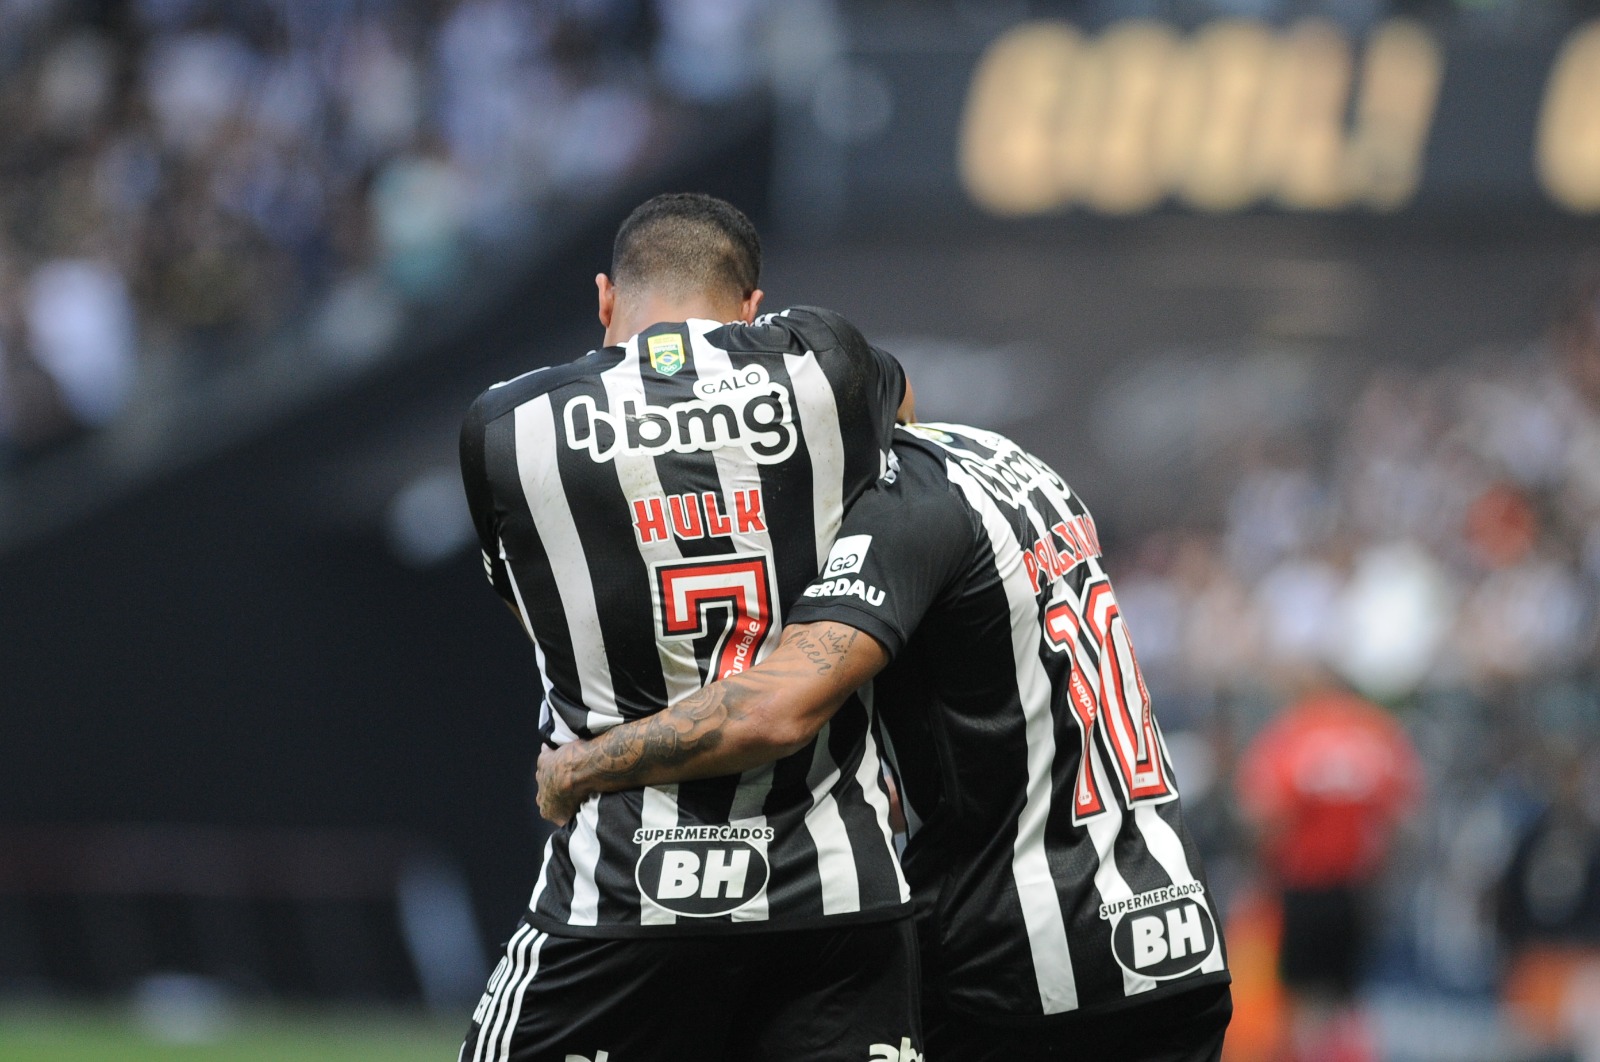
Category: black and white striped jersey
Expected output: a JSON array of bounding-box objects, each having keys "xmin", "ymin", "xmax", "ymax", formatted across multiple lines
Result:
[
  {"xmin": 459, "ymin": 307, "xmax": 911, "ymax": 937},
  {"xmin": 787, "ymin": 423, "xmax": 1229, "ymax": 1021}
]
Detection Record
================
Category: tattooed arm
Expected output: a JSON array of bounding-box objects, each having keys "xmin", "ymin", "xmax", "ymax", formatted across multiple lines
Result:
[{"xmin": 535, "ymin": 620, "xmax": 888, "ymax": 825}]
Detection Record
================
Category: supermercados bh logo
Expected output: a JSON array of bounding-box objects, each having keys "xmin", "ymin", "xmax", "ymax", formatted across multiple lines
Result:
[
  {"xmin": 1100, "ymin": 882, "xmax": 1218, "ymax": 980},
  {"xmin": 564, "ymin": 364, "xmax": 797, "ymax": 464},
  {"xmin": 634, "ymin": 825, "xmax": 775, "ymax": 917}
]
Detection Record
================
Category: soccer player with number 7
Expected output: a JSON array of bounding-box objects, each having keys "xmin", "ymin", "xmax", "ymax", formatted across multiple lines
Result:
[
  {"xmin": 458, "ymin": 194, "xmax": 921, "ymax": 1061},
  {"xmin": 539, "ymin": 420, "xmax": 1234, "ymax": 1061}
]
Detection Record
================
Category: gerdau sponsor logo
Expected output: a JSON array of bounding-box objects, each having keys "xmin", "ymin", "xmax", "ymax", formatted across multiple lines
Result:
[{"xmin": 802, "ymin": 578, "xmax": 885, "ymax": 606}]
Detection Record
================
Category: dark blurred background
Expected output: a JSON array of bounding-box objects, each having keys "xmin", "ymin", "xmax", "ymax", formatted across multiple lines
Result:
[{"xmin": 2, "ymin": 1, "xmax": 1600, "ymax": 1059}]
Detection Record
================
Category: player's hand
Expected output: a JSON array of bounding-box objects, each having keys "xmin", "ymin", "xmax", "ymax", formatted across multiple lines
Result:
[{"xmin": 535, "ymin": 743, "xmax": 584, "ymax": 826}]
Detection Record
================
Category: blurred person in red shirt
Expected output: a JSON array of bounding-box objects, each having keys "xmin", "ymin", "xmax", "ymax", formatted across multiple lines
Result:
[{"xmin": 1236, "ymin": 685, "xmax": 1422, "ymax": 1062}]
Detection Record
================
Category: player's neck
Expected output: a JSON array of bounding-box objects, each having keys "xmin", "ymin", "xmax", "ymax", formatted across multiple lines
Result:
[{"xmin": 604, "ymin": 291, "xmax": 745, "ymax": 346}]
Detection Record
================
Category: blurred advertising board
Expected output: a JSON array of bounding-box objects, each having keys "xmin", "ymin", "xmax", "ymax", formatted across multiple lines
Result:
[{"xmin": 783, "ymin": 14, "xmax": 1600, "ymax": 222}]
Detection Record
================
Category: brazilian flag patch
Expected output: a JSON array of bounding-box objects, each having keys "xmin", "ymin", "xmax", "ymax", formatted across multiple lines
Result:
[{"xmin": 647, "ymin": 334, "xmax": 687, "ymax": 376}]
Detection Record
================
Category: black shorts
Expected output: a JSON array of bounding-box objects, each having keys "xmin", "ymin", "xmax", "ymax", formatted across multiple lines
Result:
[
  {"xmin": 459, "ymin": 916, "xmax": 922, "ymax": 1062},
  {"xmin": 924, "ymin": 981, "xmax": 1232, "ymax": 1062},
  {"xmin": 1278, "ymin": 885, "xmax": 1366, "ymax": 999}
]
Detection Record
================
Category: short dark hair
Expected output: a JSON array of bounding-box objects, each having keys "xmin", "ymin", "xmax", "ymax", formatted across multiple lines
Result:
[{"xmin": 611, "ymin": 193, "xmax": 761, "ymax": 300}]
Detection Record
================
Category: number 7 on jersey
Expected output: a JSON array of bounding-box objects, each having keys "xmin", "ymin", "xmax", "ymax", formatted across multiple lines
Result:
[{"xmin": 653, "ymin": 553, "xmax": 775, "ymax": 681}]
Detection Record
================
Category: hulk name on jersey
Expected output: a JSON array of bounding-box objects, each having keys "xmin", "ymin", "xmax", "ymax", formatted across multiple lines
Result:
[
  {"xmin": 460, "ymin": 308, "xmax": 910, "ymax": 936},
  {"xmin": 787, "ymin": 423, "xmax": 1228, "ymax": 1019}
]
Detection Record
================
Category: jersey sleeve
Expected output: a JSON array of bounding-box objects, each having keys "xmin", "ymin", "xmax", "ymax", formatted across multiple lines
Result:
[
  {"xmin": 786, "ymin": 463, "xmax": 974, "ymax": 659},
  {"xmin": 459, "ymin": 392, "xmax": 517, "ymax": 604},
  {"xmin": 786, "ymin": 305, "xmax": 906, "ymax": 456}
]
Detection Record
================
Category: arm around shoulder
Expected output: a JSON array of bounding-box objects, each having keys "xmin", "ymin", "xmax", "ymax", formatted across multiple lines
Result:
[{"xmin": 535, "ymin": 620, "xmax": 889, "ymax": 824}]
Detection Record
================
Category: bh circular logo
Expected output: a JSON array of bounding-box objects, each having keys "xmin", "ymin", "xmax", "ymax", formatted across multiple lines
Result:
[
  {"xmin": 1109, "ymin": 896, "xmax": 1218, "ymax": 980},
  {"xmin": 635, "ymin": 837, "xmax": 771, "ymax": 917}
]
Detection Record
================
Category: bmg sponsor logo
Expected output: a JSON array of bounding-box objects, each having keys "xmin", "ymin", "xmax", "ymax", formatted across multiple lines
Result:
[
  {"xmin": 634, "ymin": 828, "xmax": 773, "ymax": 917},
  {"xmin": 1105, "ymin": 888, "xmax": 1218, "ymax": 980},
  {"xmin": 951, "ymin": 439, "xmax": 1068, "ymax": 507},
  {"xmin": 563, "ymin": 365, "xmax": 796, "ymax": 464}
]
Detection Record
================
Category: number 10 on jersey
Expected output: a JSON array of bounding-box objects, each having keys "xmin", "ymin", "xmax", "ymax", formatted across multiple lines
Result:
[
  {"xmin": 653, "ymin": 554, "xmax": 775, "ymax": 681},
  {"xmin": 1043, "ymin": 578, "xmax": 1175, "ymax": 822}
]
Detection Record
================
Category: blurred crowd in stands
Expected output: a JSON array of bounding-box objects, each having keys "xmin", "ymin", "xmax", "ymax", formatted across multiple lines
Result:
[
  {"xmin": 0, "ymin": 0, "xmax": 781, "ymax": 462},
  {"xmin": 1117, "ymin": 270, "xmax": 1600, "ymax": 1057},
  {"xmin": 1124, "ymin": 275, "xmax": 1600, "ymax": 716},
  {"xmin": 6, "ymin": 0, "xmax": 1590, "ymax": 470}
]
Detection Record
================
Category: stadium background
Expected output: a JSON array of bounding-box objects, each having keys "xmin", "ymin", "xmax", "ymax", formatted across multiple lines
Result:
[{"xmin": 2, "ymin": 0, "xmax": 1599, "ymax": 1059}]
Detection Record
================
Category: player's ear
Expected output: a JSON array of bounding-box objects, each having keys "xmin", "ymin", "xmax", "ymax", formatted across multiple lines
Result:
[
  {"xmin": 897, "ymin": 377, "xmax": 916, "ymax": 424},
  {"xmin": 739, "ymin": 287, "xmax": 764, "ymax": 324},
  {"xmin": 596, "ymin": 273, "xmax": 616, "ymax": 329}
]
